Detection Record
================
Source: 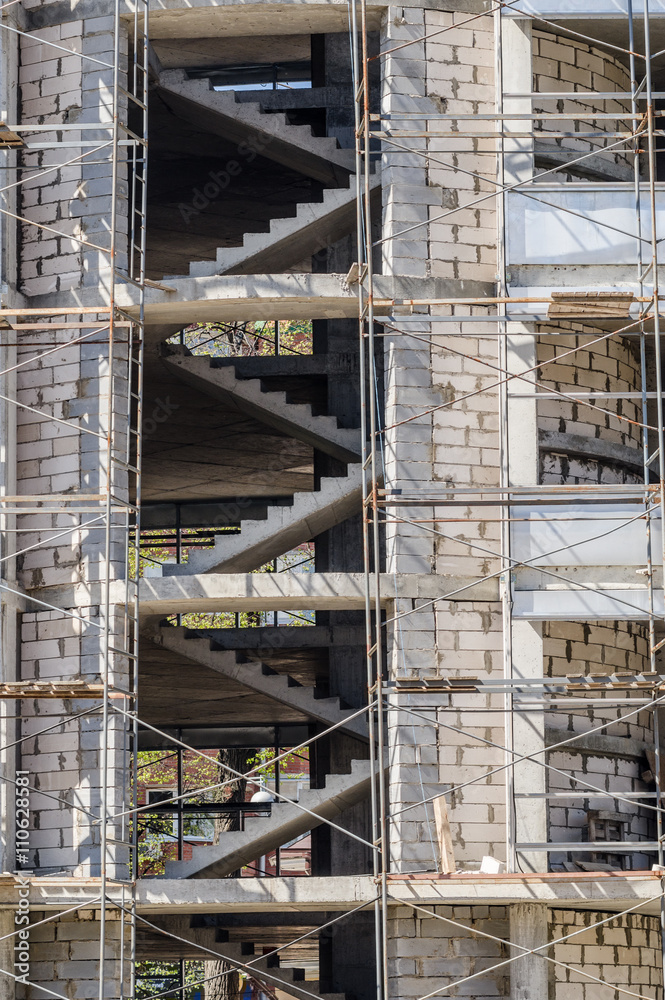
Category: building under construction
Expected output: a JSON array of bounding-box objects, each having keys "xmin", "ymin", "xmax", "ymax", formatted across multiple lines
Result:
[{"xmin": 2, "ymin": 0, "xmax": 665, "ymax": 998}]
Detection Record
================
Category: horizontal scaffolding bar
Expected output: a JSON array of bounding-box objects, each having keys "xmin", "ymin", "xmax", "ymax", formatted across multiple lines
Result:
[{"xmin": 518, "ymin": 843, "xmax": 660, "ymax": 852}]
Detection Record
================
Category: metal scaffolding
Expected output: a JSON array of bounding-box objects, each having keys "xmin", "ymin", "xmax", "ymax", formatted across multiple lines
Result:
[
  {"xmin": 353, "ymin": 0, "xmax": 665, "ymax": 997},
  {"xmin": 6, "ymin": 2, "xmax": 665, "ymax": 1000},
  {"xmin": 0, "ymin": 0, "xmax": 148, "ymax": 996}
]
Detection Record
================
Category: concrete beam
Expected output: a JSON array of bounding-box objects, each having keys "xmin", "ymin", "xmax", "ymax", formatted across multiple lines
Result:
[
  {"xmin": 175, "ymin": 625, "xmax": 367, "ymax": 649},
  {"xmin": 27, "ymin": 572, "xmax": 497, "ymax": 617},
  {"xmin": 137, "ymin": 572, "xmax": 499, "ymax": 616},
  {"xmin": 31, "ymin": 572, "xmax": 664, "ymax": 622},
  {"xmin": 1, "ymin": 873, "xmax": 662, "ymax": 915},
  {"xmin": 27, "ymin": 0, "xmax": 383, "ymax": 34},
  {"xmin": 31, "ymin": 274, "xmax": 495, "ymax": 326}
]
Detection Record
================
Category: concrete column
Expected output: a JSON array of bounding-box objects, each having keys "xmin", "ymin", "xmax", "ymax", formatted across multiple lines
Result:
[
  {"xmin": 501, "ymin": 19, "xmax": 533, "ymax": 185},
  {"xmin": 506, "ymin": 325, "xmax": 546, "ymax": 870},
  {"xmin": 511, "ymin": 619, "xmax": 546, "ymax": 872},
  {"xmin": 509, "ymin": 903, "xmax": 549, "ymax": 1000},
  {"xmin": 0, "ymin": 909, "xmax": 15, "ymax": 1000},
  {"xmin": 506, "ymin": 326, "xmax": 538, "ymax": 486}
]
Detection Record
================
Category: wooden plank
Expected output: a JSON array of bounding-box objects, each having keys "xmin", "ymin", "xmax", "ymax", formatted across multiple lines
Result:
[
  {"xmin": 0, "ymin": 123, "xmax": 23, "ymax": 148},
  {"xmin": 433, "ymin": 795, "xmax": 455, "ymax": 875},
  {"xmin": 548, "ymin": 291, "xmax": 635, "ymax": 320},
  {"xmin": 0, "ymin": 681, "xmax": 127, "ymax": 699}
]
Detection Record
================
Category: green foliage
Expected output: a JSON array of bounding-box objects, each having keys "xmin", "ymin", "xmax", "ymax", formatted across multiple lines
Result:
[
  {"xmin": 136, "ymin": 960, "xmax": 207, "ymax": 1000},
  {"xmin": 246, "ymin": 747, "xmax": 309, "ymax": 782},
  {"xmin": 134, "ymin": 750, "xmax": 221, "ymax": 876},
  {"xmin": 170, "ymin": 319, "xmax": 313, "ymax": 358}
]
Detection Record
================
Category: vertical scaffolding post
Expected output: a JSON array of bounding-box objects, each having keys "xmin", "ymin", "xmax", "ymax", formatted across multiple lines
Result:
[{"xmin": 351, "ymin": 0, "xmax": 387, "ymax": 997}]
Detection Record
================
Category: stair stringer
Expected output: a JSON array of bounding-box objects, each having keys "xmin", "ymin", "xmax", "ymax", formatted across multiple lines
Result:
[
  {"xmin": 162, "ymin": 465, "xmax": 363, "ymax": 576},
  {"xmin": 189, "ymin": 174, "xmax": 382, "ymax": 278},
  {"xmin": 163, "ymin": 348, "xmax": 362, "ymax": 463},
  {"xmin": 153, "ymin": 626, "xmax": 369, "ymax": 741},
  {"xmin": 164, "ymin": 759, "xmax": 375, "ymax": 879},
  {"xmin": 157, "ymin": 70, "xmax": 355, "ymax": 185}
]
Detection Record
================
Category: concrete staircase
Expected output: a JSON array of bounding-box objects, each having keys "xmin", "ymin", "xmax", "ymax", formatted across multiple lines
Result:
[
  {"xmin": 164, "ymin": 758, "xmax": 375, "ymax": 879},
  {"xmin": 162, "ymin": 463, "xmax": 363, "ymax": 575},
  {"xmin": 156, "ymin": 70, "xmax": 355, "ymax": 185},
  {"xmin": 188, "ymin": 173, "xmax": 381, "ymax": 278},
  {"xmin": 163, "ymin": 346, "xmax": 362, "ymax": 463},
  {"xmin": 136, "ymin": 918, "xmax": 345, "ymax": 1000},
  {"xmin": 153, "ymin": 625, "xmax": 369, "ymax": 740}
]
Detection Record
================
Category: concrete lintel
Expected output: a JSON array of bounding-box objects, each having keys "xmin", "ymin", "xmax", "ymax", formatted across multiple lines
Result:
[
  {"xmin": 28, "ymin": 572, "xmax": 497, "ymax": 617},
  {"xmin": 515, "ymin": 565, "xmax": 663, "ymax": 589},
  {"xmin": 137, "ymin": 572, "xmax": 499, "ymax": 616},
  {"xmin": 170, "ymin": 624, "xmax": 367, "ymax": 649},
  {"xmin": 0, "ymin": 872, "xmax": 662, "ymax": 914},
  {"xmin": 509, "ymin": 267, "xmax": 652, "ymax": 299},
  {"xmin": 385, "ymin": 872, "xmax": 665, "ymax": 915},
  {"xmin": 539, "ymin": 429, "xmax": 643, "ymax": 472},
  {"xmin": 545, "ymin": 726, "xmax": 648, "ymax": 760},
  {"xmin": 31, "ymin": 274, "xmax": 496, "ymax": 326}
]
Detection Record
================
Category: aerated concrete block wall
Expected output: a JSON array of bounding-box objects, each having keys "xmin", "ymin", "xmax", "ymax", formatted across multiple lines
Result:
[
  {"xmin": 537, "ymin": 327, "xmax": 643, "ymax": 485},
  {"xmin": 388, "ymin": 905, "xmax": 510, "ymax": 1000},
  {"xmin": 532, "ymin": 30, "xmax": 635, "ymax": 179},
  {"xmin": 20, "ymin": 909, "xmax": 127, "ymax": 1000},
  {"xmin": 388, "ymin": 905, "xmax": 662, "ymax": 1000},
  {"xmin": 384, "ymin": 9, "xmax": 656, "ymax": 881},
  {"xmin": 425, "ymin": 11, "xmax": 496, "ymax": 282},
  {"xmin": 19, "ymin": 14, "xmax": 128, "ymax": 297},
  {"xmin": 550, "ymin": 910, "xmax": 662, "ymax": 998},
  {"xmin": 19, "ymin": 604, "xmax": 131, "ymax": 878},
  {"xmin": 382, "ymin": 12, "xmax": 504, "ymax": 872},
  {"xmin": 15, "ymin": 323, "xmax": 132, "ymax": 877}
]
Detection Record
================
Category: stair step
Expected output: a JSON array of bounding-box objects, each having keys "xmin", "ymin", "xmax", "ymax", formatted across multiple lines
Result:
[
  {"xmin": 189, "ymin": 174, "xmax": 380, "ymax": 278},
  {"xmin": 137, "ymin": 926, "xmax": 347, "ymax": 1000},
  {"xmin": 164, "ymin": 757, "xmax": 376, "ymax": 879},
  {"xmin": 157, "ymin": 70, "xmax": 355, "ymax": 185},
  {"xmin": 163, "ymin": 349, "xmax": 362, "ymax": 464},
  {"xmin": 162, "ymin": 464, "xmax": 363, "ymax": 575},
  {"xmin": 155, "ymin": 627, "xmax": 369, "ymax": 741}
]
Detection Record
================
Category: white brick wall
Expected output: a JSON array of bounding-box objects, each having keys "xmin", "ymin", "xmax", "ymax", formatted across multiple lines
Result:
[
  {"xmin": 388, "ymin": 905, "xmax": 510, "ymax": 1000},
  {"xmin": 21, "ymin": 909, "xmax": 128, "ymax": 1000},
  {"xmin": 533, "ymin": 31, "xmax": 635, "ymax": 180},
  {"xmin": 425, "ymin": 12, "xmax": 497, "ymax": 282},
  {"xmin": 19, "ymin": 16, "xmax": 129, "ymax": 296}
]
